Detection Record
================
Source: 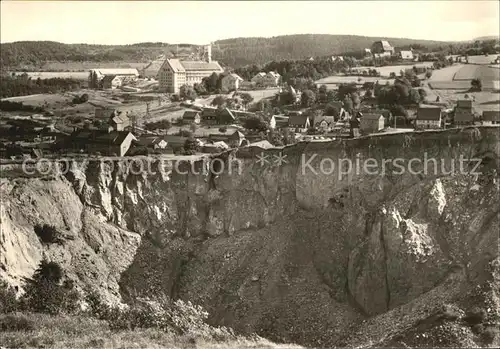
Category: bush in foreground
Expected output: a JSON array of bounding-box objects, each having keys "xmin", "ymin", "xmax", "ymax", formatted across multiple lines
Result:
[
  {"xmin": 34, "ymin": 224, "xmax": 64, "ymax": 244},
  {"xmin": 85, "ymin": 292, "xmax": 235, "ymax": 342},
  {"xmin": 21, "ymin": 260, "xmax": 80, "ymax": 315},
  {"xmin": 0, "ymin": 314, "xmax": 35, "ymax": 331},
  {"xmin": 0, "ymin": 279, "xmax": 18, "ymax": 313}
]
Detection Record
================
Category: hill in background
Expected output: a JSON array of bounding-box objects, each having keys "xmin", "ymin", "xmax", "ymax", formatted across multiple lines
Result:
[
  {"xmin": 0, "ymin": 34, "xmax": 456, "ymax": 71},
  {"xmin": 213, "ymin": 34, "xmax": 452, "ymax": 66}
]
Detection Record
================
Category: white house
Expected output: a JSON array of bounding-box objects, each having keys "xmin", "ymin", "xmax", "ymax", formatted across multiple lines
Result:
[
  {"xmin": 221, "ymin": 73, "xmax": 244, "ymax": 91},
  {"xmin": 251, "ymin": 71, "xmax": 281, "ymax": 87},
  {"xmin": 399, "ymin": 50, "xmax": 414, "ymax": 60}
]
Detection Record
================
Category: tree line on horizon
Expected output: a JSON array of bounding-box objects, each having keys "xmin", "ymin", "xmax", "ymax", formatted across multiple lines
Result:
[{"xmin": 3, "ymin": 34, "xmax": 496, "ymax": 70}]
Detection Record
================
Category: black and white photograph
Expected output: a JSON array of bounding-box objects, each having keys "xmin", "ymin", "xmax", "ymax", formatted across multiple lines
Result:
[{"xmin": 0, "ymin": 1, "xmax": 499, "ymax": 348}]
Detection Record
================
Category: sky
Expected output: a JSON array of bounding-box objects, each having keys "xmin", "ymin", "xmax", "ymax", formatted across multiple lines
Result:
[{"xmin": 1, "ymin": 0, "xmax": 499, "ymax": 45}]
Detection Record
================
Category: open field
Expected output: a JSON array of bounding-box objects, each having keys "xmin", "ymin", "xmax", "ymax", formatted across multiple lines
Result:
[
  {"xmin": 453, "ymin": 65, "xmax": 480, "ymax": 80},
  {"xmin": 429, "ymin": 64, "xmax": 464, "ymax": 81},
  {"xmin": 315, "ymin": 76, "xmax": 393, "ymax": 87},
  {"xmin": 351, "ymin": 63, "xmax": 434, "ymax": 77},
  {"xmin": 428, "ymin": 64, "xmax": 500, "ymax": 90},
  {"xmin": 447, "ymin": 54, "xmax": 499, "ymax": 65},
  {"xmin": 467, "ymin": 55, "xmax": 499, "ymax": 65},
  {"xmin": 242, "ymin": 88, "xmax": 280, "ymax": 102}
]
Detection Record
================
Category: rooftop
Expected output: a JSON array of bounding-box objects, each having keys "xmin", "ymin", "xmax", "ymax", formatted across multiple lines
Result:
[
  {"xmin": 180, "ymin": 60, "xmax": 223, "ymax": 71},
  {"xmin": 90, "ymin": 68, "xmax": 139, "ymax": 76},
  {"xmin": 361, "ymin": 113, "xmax": 385, "ymax": 120},
  {"xmin": 289, "ymin": 114, "xmax": 309, "ymax": 126},
  {"xmin": 457, "ymin": 99, "xmax": 473, "ymax": 108},
  {"xmin": 483, "ymin": 110, "xmax": 500, "ymax": 122}
]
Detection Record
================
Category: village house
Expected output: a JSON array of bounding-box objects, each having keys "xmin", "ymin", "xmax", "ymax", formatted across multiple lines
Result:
[
  {"xmin": 482, "ymin": 110, "xmax": 500, "ymax": 125},
  {"xmin": 371, "ymin": 40, "xmax": 395, "ymax": 55},
  {"xmin": 359, "ymin": 113, "xmax": 385, "ymax": 134},
  {"xmin": 69, "ymin": 130, "xmax": 136, "ymax": 156},
  {"xmin": 221, "ymin": 73, "xmax": 244, "ymax": 91},
  {"xmin": 135, "ymin": 136, "xmax": 169, "ymax": 152},
  {"xmin": 454, "ymin": 99, "xmax": 475, "ymax": 126},
  {"xmin": 228, "ymin": 130, "xmax": 247, "ymax": 148},
  {"xmin": 350, "ymin": 118, "xmax": 361, "ymax": 138},
  {"xmin": 288, "ymin": 114, "xmax": 311, "ymax": 133},
  {"xmin": 201, "ymin": 107, "xmax": 218, "ymax": 124},
  {"xmin": 269, "ymin": 115, "xmax": 290, "ymax": 129},
  {"xmin": 182, "ymin": 111, "xmax": 201, "ymax": 124},
  {"xmin": 157, "ymin": 45, "xmax": 224, "ymax": 93},
  {"xmin": 415, "ymin": 106, "xmax": 442, "ymax": 129},
  {"xmin": 108, "ymin": 111, "xmax": 131, "ymax": 132},
  {"xmin": 398, "ymin": 50, "xmax": 414, "ymax": 60},
  {"xmin": 251, "ymin": 71, "xmax": 281, "ymax": 87},
  {"xmin": 314, "ymin": 115, "xmax": 336, "ymax": 132},
  {"xmin": 88, "ymin": 69, "xmax": 139, "ymax": 89},
  {"xmin": 201, "ymin": 107, "xmax": 236, "ymax": 125},
  {"xmin": 101, "ymin": 75, "xmax": 123, "ymax": 89}
]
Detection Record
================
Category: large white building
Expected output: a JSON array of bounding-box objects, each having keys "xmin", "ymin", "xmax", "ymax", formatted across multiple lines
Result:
[{"xmin": 158, "ymin": 45, "xmax": 224, "ymax": 93}]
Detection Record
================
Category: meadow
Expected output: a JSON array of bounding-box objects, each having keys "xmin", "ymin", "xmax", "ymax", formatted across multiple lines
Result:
[
  {"xmin": 0, "ymin": 313, "xmax": 301, "ymax": 349},
  {"xmin": 315, "ymin": 76, "xmax": 393, "ymax": 86},
  {"xmin": 428, "ymin": 64, "xmax": 500, "ymax": 90},
  {"xmin": 350, "ymin": 63, "xmax": 434, "ymax": 77}
]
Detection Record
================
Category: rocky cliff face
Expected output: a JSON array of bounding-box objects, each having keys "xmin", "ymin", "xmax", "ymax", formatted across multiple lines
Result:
[{"xmin": 1, "ymin": 127, "xmax": 499, "ymax": 347}]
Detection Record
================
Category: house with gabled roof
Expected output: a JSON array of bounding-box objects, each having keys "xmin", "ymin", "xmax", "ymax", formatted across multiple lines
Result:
[
  {"xmin": 269, "ymin": 115, "xmax": 290, "ymax": 129},
  {"xmin": 102, "ymin": 75, "xmax": 123, "ymax": 89},
  {"xmin": 229, "ymin": 130, "xmax": 247, "ymax": 148},
  {"xmin": 399, "ymin": 50, "xmax": 414, "ymax": 60},
  {"xmin": 136, "ymin": 136, "xmax": 169, "ymax": 150},
  {"xmin": 88, "ymin": 69, "xmax": 139, "ymax": 89},
  {"xmin": 201, "ymin": 107, "xmax": 236, "ymax": 125},
  {"xmin": 182, "ymin": 110, "xmax": 201, "ymax": 124},
  {"xmin": 314, "ymin": 115, "xmax": 336, "ymax": 132},
  {"xmin": 371, "ymin": 40, "xmax": 395, "ymax": 55},
  {"xmin": 360, "ymin": 113, "xmax": 385, "ymax": 134},
  {"xmin": 109, "ymin": 111, "xmax": 130, "ymax": 132},
  {"xmin": 69, "ymin": 129, "xmax": 136, "ymax": 156},
  {"xmin": 415, "ymin": 106, "xmax": 442, "ymax": 129},
  {"xmin": 482, "ymin": 110, "xmax": 500, "ymax": 125},
  {"xmin": 454, "ymin": 99, "xmax": 474, "ymax": 126},
  {"xmin": 221, "ymin": 73, "xmax": 244, "ymax": 91},
  {"xmin": 251, "ymin": 71, "xmax": 280, "ymax": 87},
  {"xmin": 288, "ymin": 114, "xmax": 310, "ymax": 133}
]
